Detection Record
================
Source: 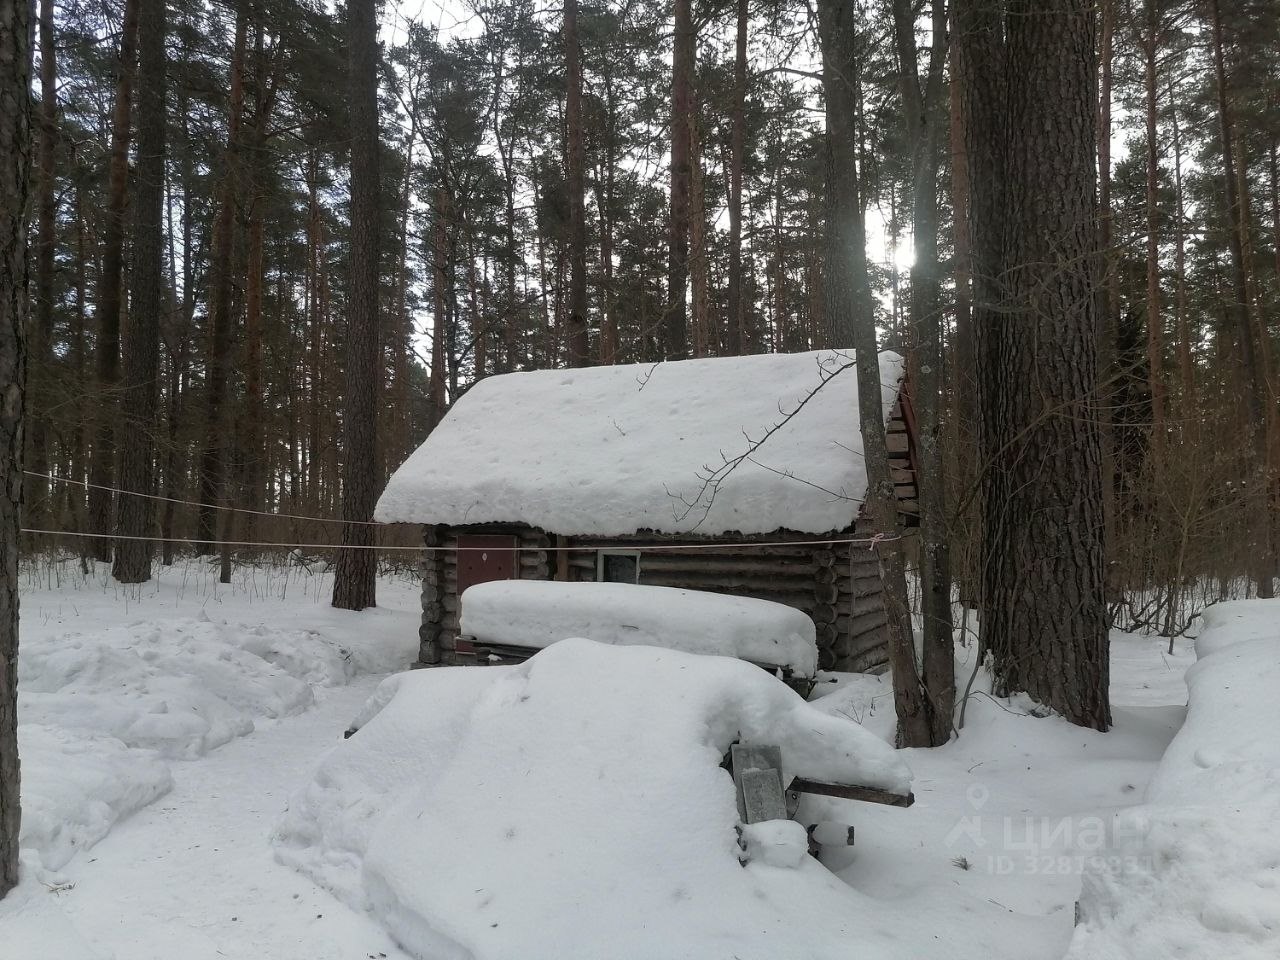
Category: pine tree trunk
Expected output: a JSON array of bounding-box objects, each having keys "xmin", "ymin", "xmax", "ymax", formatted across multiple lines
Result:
[
  {"xmin": 429, "ymin": 187, "xmax": 450, "ymax": 430},
  {"xmin": 1097, "ymin": 0, "xmax": 1119, "ymax": 601},
  {"xmin": 1142, "ymin": 1, "xmax": 1165, "ymax": 462},
  {"xmin": 27, "ymin": 0, "xmax": 56, "ymax": 524},
  {"xmin": 891, "ymin": 0, "xmax": 953, "ymax": 746},
  {"xmin": 726, "ymin": 0, "xmax": 747, "ymax": 356},
  {"xmin": 564, "ymin": 0, "xmax": 590, "ymax": 367},
  {"xmin": 664, "ymin": 0, "xmax": 693, "ymax": 360},
  {"xmin": 962, "ymin": 0, "xmax": 1111, "ymax": 730},
  {"xmin": 690, "ymin": 108, "xmax": 710, "ymax": 357},
  {"xmin": 597, "ymin": 82, "xmax": 618, "ymax": 366},
  {"xmin": 332, "ymin": 0, "xmax": 381, "ymax": 612},
  {"xmin": 197, "ymin": 9, "xmax": 247, "ymax": 552},
  {"xmin": 1206, "ymin": 0, "xmax": 1273, "ymax": 598},
  {"xmin": 817, "ymin": 0, "xmax": 860, "ymax": 350},
  {"xmin": 818, "ymin": 0, "xmax": 926, "ymax": 743},
  {"xmin": 237, "ymin": 27, "xmax": 274, "ymax": 543},
  {"xmin": 1171, "ymin": 87, "xmax": 1193, "ymax": 397},
  {"xmin": 87, "ymin": 0, "xmax": 140, "ymax": 561},
  {"xmin": 112, "ymin": 0, "xmax": 166, "ymax": 583},
  {"xmin": 0, "ymin": 0, "xmax": 32, "ymax": 899}
]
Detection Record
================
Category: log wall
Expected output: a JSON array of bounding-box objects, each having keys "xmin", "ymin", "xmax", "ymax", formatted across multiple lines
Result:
[{"xmin": 419, "ymin": 522, "xmax": 893, "ymax": 673}]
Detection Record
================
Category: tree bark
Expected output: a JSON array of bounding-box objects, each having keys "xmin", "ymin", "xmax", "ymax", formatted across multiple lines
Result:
[
  {"xmin": 111, "ymin": 0, "xmax": 166, "ymax": 583},
  {"xmin": 1142, "ymin": 0, "xmax": 1165, "ymax": 461},
  {"xmin": 197, "ymin": 8, "xmax": 247, "ymax": 552},
  {"xmin": 960, "ymin": 0, "xmax": 1111, "ymax": 729},
  {"xmin": 236, "ymin": 24, "xmax": 275, "ymax": 542},
  {"xmin": 690, "ymin": 107, "xmax": 710, "ymax": 357},
  {"xmin": 1206, "ymin": 0, "xmax": 1273, "ymax": 598},
  {"xmin": 0, "ymin": 0, "xmax": 32, "ymax": 899},
  {"xmin": 27, "ymin": 0, "xmax": 56, "ymax": 523},
  {"xmin": 817, "ymin": 0, "xmax": 860, "ymax": 350},
  {"xmin": 818, "ymin": 0, "xmax": 925, "ymax": 744},
  {"xmin": 726, "ymin": 0, "xmax": 747, "ymax": 356},
  {"xmin": 891, "ymin": 0, "xmax": 953, "ymax": 746},
  {"xmin": 1171, "ymin": 82, "xmax": 1193, "ymax": 398},
  {"xmin": 664, "ymin": 0, "xmax": 694, "ymax": 360},
  {"xmin": 563, "ymin": 0, "xmax": 590, "ymax": 367},
  {"xmin": 87, "ymin": 0, "xmax": 140, "ymax": 561},
  {"xmin": 429, "ymin": 186, "xmax": 450, "ymax": 430},
  {"xmin": 332, "ymin": 0, "xmax": 381, "ymax": 611}
]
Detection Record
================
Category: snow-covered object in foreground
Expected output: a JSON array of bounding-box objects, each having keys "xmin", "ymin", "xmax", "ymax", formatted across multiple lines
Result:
[
  {"xmin": 274, "ymin": 639, "xmax": 912, "ymax": 960},
  {"xmin": 460, "ymin": 580, "xmax": 818, "ymax": 676},
  {"xmin": 375, "ymin": 349, "xmax": 905, "ymax": 536},
  {"xmin": 1066, "ymin": 600, "xmax": 1280, "ymax": 960}
]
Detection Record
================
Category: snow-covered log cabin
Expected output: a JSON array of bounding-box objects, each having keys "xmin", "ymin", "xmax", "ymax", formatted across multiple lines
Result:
[{"xmin": 375, "ymin": 349, "xmax": 920, "ymax": 673}]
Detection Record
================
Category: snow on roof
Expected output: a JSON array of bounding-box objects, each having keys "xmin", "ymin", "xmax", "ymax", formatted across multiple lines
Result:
[
  {"xmin": 375, "ymin": 349, "xmax": 906, "ymax": 536},
  {"xmin": 274, "ymin": 639, "xmax": 913, "ymax": 959},
  {"xmin": 459, "ymin": 580, "xmax": 818, "ymax": 676}
]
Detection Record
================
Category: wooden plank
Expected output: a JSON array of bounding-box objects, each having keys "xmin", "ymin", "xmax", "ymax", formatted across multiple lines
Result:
[
  {"xmin": 788, "ymin": 777, "xmax": 914, "ymax": 807},
  {"xmin": 731, "ymin": 743, "xmax": 786, "ymax": 823},
  {"xmin": 740, "ymin": 769, "xmax": 787, "ymax": 823}
]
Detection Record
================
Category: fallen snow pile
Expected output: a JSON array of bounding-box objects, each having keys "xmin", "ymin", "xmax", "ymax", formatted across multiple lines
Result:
[
  {"xmin": 19, "ymin": 610, "xmax": 409, "ymax": 871},
  {"xmin": 274, "ymin": 639, "xmax": 912, "ymax": 960},
  {"xmin": 376, "ymin": 349, "xmax": 905, "ymax": 536},
  {"xmin": 1066, "ymin": 600, "xmax": 1280, "ymax": 960},
  {"xmin": 460, "ymin": 580, "xmax": 819, "ymax": 675}
]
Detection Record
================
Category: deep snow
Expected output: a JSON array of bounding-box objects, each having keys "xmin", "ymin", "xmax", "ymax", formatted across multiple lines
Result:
[
  {"xmin": 3, "ymin": 559, "xmax": 419, "ymax": 958},
  {"xmin": 1, "ymin": 558, "xmax": 1223, "ymax": 960},
  {"xmin": 1065, "ymin": 600, "xmax": 1280, "ymax": 960},
  {"xmin": 459, "ymin": 580, "xmax": 818, "ymax": 675},
  {"xmin": 375, "ymin": 349, "xmax": 906, "ymax": 535}
]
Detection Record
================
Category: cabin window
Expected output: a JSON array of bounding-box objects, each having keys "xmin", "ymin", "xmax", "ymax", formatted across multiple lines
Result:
[{"xmin": 597, "ymin": 550, "xmax": 641, "ymax": 584}]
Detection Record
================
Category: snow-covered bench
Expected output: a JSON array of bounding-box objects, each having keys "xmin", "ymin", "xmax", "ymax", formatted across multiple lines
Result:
[{"xmin": 457, "ymin": 580, "xmax": 819, "ymax": 689}]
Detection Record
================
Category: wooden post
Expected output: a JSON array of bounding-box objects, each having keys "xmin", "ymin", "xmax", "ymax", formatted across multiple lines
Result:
[{"xmin": 419, "ymin": 524, "xmax": 446, "ymax": 665}]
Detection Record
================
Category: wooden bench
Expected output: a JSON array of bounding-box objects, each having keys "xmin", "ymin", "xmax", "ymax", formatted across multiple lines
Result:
[{"xmin": 729, "ymin": 743, "xmax": 912, "ymax": 856}]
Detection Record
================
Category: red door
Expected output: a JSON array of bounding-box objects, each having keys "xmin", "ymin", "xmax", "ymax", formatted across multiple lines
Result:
[{"xmin": 456, "ymin": 535, "xmax": 519, "ymax": 653}]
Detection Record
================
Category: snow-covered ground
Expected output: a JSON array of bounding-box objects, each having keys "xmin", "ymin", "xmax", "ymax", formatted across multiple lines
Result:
[
  {"xmin": 0, "ymin": 560, "xmax": 1220, "ymax": 960},
  {"xmin": 2, "ymin": 559, "xmax": 419, "ymax": 959},
  {"xmin": 1066, "ymin": 600, "xmax": 1280, "ymax": 960}
]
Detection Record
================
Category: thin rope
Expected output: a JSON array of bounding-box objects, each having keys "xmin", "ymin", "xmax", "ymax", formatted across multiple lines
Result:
[
  {"xmin": 21, "ymin": 527, "xmax": 903, "ymax": 552},
  {"xmin": 27, "ymin": 471, "xmax": 385, "ymax": 527}
]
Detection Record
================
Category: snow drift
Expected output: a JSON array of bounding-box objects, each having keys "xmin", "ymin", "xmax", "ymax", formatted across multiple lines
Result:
[
  {"xmin": 460, "ymin": 580, "xmax": 818, "ymax": 676},
  {"xmin": 274, "ymin": 639, "xmax": 913, "ymax": 960},
  {"xmin": 1065, "ymin": 600, "xmax": 1280, "ymax": 960},
  {"xmin": 18, "ymin": 596, "xmax": 415, "ymax": 871}
]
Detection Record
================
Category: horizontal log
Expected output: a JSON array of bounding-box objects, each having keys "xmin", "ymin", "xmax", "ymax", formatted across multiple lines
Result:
[
  {"xmin": 887, "ymin": 433, "xmax": 910, "ymax": 455},
  {"xmin": 839, "ymin": 621, "xmax": 887, "ymax": 655},
  {"xmin": 839, "ymin": 647, "xmax": 890, "ymax": 675},
  {"xmin": 848, "ymin": 610, "xmax": 889, "ymax": 639},
  {"xmin": 845, "ymin": 592, "xmax": 885, "ymax": 618},
  {"xmin": 639, "ymin": 572, "xmax": 815, "ymax": 593},
  {"xmin": 813, "ymin": 566, "xmax": 837, "ymax": 586},
  {"xmin": 623, "ymin": 555, "xmax": 819, "ymax": 575},
  {"xmin": 789, "ymin": 778, "xmax": 914, "ymax": 808},
  {"xmin": 811, "ymin": 602, "xmax": 836, "ymax": 624}
]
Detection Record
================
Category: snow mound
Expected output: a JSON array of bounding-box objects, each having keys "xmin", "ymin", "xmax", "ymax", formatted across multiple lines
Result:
[
  {"xmin": 18, "ymin": 609, "xmax": 410, "ymax": 871},
  {"xmin": 376, "ymin": 349, "xmax": 905, "ymax": 536},
  {"xmin": 461, "ymin": 580, "xmax": 818, "ymax": 676},
  {"xmin": 1066, "ymin": 599, "xmax": 1280, "ymax": 960},
  {"xmin": 275, "ymin": 639, "xmax": 912, "ymax": 959},
  {"xmin": 18, "ymin": 725, "xmax": 172, "ymax": 871}
]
